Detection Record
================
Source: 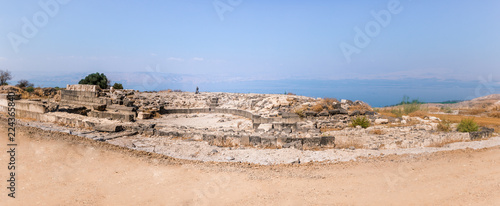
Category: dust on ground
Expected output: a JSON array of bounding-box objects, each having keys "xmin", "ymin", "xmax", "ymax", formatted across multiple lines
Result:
[{"xmin": 1, "ymin": 124, "xmax": 500, "ymax": 205}]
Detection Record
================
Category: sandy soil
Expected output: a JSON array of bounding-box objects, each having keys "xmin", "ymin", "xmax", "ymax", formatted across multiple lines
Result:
[{"xmin": 1, "ymin": 124, "xmax": 500, "ymax": 205}]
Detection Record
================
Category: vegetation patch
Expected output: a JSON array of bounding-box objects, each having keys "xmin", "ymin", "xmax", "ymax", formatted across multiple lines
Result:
[
  {"xmin": 437, "ymin": 119, "xmax": 452, "ymax": 132},
  {"xmin": 351, "ymin": 116, "xmax": 370, "ymax": 128},
  {"xmin": 457, "ymin": 118, "xmax": 479, "ymax": 133}
]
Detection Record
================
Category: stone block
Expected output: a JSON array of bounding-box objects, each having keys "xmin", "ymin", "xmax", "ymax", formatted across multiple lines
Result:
[
  {"xmin": 277, "ymin": 136, "xmax": 292, "ymax": 148},
  {"xmin": 92, "ymin": 104, "xmax": 107, "ymax": 111},
  {"xmin": 257, "ymin": 124, "xmax": 273, "ymax": 132},
  {"xmin": 283, "ymin": 139, "xmax": 303, "ymax": 150},
  {"xmin": 261, "ymin": 137, "xmax": 277, "ymax": 148},
  {"xmin": 282, "ymin": 128, "xmax": 292, "ymax": 134},
  {"xmin": 249, "ymin": 135, "xmax": 261, "ymax": 146},
  {"xmin": 303, "ymin": 137, "xmax": 321, "ymax": 150},
  {"xmin": 94, "ymin": 124, "xmax": 123, "ymax": 132},
  {"xmin": 469, "ymin": 127, "xmax": 494, "ymax": 140},
  {"xmin": 375, "ymin": 119, "xmax": 389, "ymax": 124},
  {"xmin": 329, "ymin": 109, "xmax": 348, "ymax": 115},
  {"xmin": 137, "ymin": 112, "xmax": 152, "ymax": 120},
  {"xmin": 240, "ymin": 135, "xmax": 250, "ymax": 146},
  {"xmin": 272, "ymin": 122, "xmax": 284, "ymax": 131},
  {"xmin": 305, "ymin": 111, "xmax": 317, "ymax": 117},
  {"xmin": 143, "ymin": 128, "xmax": 156, "ymax": 137},
  {"xmin": 158, "ymin": 130, "xmax": 179, "ymax": 137},
  {"xmin": 320, "ymin": 136, "xmax": 335, "ymax": 147}
]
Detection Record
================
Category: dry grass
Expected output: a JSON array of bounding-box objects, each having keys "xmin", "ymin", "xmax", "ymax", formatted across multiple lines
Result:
[
  {"xmin": 311, "ymin": 104, "xmax": 324, "ymax": 113},
  {"xmin": 408, "ymin": 110, "xmax": 428, "ymax": 118},
  {"xmin": 488, "ymin": 111, "xmax": 500, "ymax": 118},
  {"xmin": 348, "ymin": 104, "xmax": 373, "ymax": 112},
  {"xmin": 437, "ymin": 119, "xmax": 452, "ymax": 132},
  {"xmin": 432, "ymin": 113, "xmax": 500, "ymax": 133},
  {"xmin": 369, "ymin": 129, "xmax": 385, "ymax": 135},
  {"xmin": 427, "ymin": 106, "xmax": 441, "ymax": 113},
  {"xmin": 459, "ymin": 108, "xmax": 487, "ymax": 116},
  {"xmin": 335, "ymin": 138, "xmax": 364, "ymax": 149},
  {"xmin": 377, "ymin": 110, "xmax": 398, "ymax": 118},
  {"xmin": 293, "ymin": 105, "xmax": 308, "ymax": 118}
]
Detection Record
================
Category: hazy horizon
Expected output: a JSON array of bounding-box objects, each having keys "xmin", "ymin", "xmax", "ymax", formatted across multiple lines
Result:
[{"xmin": 1, "ymin": 0, "xmax": 500, "ymax": 106}]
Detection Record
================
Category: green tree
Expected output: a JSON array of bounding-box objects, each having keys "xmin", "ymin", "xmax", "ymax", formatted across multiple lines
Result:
[
  {"xmin": 78, "ymin": 72, "xmax": 110, "ymax": 89},
  {"xmin": 112, "ymin": 83, "xmax": 123, "ymax": 90}
]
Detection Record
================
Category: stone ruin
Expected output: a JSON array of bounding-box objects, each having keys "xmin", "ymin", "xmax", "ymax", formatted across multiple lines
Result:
[{"xmin": 1, "ymin": 84, "xmax": 492, "ymax": 150}]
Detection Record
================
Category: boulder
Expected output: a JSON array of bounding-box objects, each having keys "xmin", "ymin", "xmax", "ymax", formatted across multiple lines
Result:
[
  {"xmin": 349, "ymin": 110, "xmax": 362, "ymax": 116},
  {"xmin": 92, "ymin": 104, "xmax": 107, "ymax": 111},
  {"xmin": 365, "ymin": 111, "xmax": 376, "ymax": 116},
  {"xmin": 375, "ymin": 119, "xmax": 389, "ymax": 124},
  {"xmin": 469, "ymin": 127, "xmax": 494, "ymax": 140},
  {"xmin": 329, "ymin": 109, "xmax": 348, "ymax": 115},
  {"xmin": 257, "ymin": 124, "xmax": 273, "ymax": 132},
  {"xmin": 318, "ymin": 110, "xmax": 329, "ymax": 116},
  {"xmin": 305, "ymin": 111, "xmax": 318, "ymax": 117}
]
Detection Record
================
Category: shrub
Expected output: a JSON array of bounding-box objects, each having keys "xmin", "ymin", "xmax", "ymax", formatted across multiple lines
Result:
[
  {"xmin": 25, "ymin": 86, "xmax": 34, "ymax": 93},
  {"xmin": 437, "ymin": 119, "xmax": 452, "ymax": 132},
  {"xmin": 112, "ymin": 83, "xmax": 123, "ymax": 90},
  {"xmin": 351, "ymin": 116, "xmax": 370, "ymax": 128},
  {"xmin": 78, "ymin": 72, "xmax": 109, "ymax": 89},
  {"xmin": 16, "ymin": 79, "xmax": 34, "ymax": 88},
  {"xmin": 457, "ymin": 118, "xmax": 479, "ymax": 132}
]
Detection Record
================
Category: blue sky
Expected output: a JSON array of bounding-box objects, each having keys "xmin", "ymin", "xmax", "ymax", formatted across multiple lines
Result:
[{"xmin": 1, "ymin": 0, "xmax": 500, "ymax": 106}]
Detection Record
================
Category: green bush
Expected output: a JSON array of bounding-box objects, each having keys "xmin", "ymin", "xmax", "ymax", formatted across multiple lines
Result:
[
  {"xmin": 25, "ymin": 86, "xmax": 34, "ymax": 93},
  {"xmin": 78, "ymin": 72, "xmax": 109, "ymax": 89},
  {"xmin": 112, "ymin": 83, "xmax": 123, "ymax": 90},
  {"xmin": 457, "ymin": 118, "xmax": 479, "ymax": 132},
  {"xmin": 351, "ymin": 116, "xmax": 370, "ymax": 128}
]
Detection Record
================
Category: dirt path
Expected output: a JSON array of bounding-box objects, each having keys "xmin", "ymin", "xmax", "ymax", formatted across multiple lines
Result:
[{"xmin": 1, "ymin": 125, "xmax": 500, "ymax": 205}]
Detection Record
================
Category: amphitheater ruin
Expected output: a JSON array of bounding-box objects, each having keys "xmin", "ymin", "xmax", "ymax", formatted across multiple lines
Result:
[{"xmin": 1, "ymin": 84, "xmax": 497, "ymax": 164}]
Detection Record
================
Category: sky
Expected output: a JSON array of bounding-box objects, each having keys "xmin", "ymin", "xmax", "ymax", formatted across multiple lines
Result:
[{"xmin": 1, "ymin": 0, "xmax": 500, "ymax": 106}]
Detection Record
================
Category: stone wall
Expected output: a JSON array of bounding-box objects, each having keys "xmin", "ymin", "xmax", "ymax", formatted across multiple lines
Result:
[
  {"xmin": 161, "ymin": 108, "xmax": 302, "ymax": 129},
  {"xmin": 0, "ymin": 97, "xmax": 48, "ymax": 120},
  {"xmin": 60, "ymin": 90, "xmax": 107, "ymax": 105},
  {"xmin": 66, "ymin": 84, "xmax": 100, "ymax": 92},
  {"xmin": 155, "ymin": 129, "xmax": 335, "ymax": 149}
]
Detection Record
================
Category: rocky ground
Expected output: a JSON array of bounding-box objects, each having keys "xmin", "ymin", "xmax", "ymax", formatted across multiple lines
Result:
[
  {"xmin": 5, "ymin": 86, "xmax": 499, "ymax": 165},
  {"xmin": 15, "ymin": 117, "xmax": 500, "ymax": 165},
  {"xmin": 2, "ymin": 122, "xmax": 500, "ymax": 205}
]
